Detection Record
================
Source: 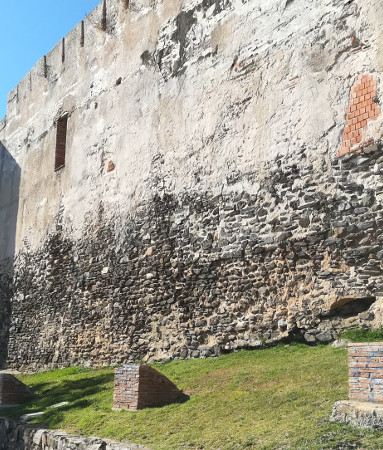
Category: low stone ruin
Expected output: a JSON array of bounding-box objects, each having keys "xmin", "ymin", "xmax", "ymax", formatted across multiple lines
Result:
[
  {"xmin": 331, "ymin": 343, "xmax": 383, "ymax": 428},
  {"xmin": 0, "ymin": 417, "xmax": 149, "ymax": 450},
  {"xmin": 0, "ymin": 374, "xmax": 32, "ymax": 406},
  {"xmin": 113, "ymin": 365, "xmax": 187, "ymax": 411}
]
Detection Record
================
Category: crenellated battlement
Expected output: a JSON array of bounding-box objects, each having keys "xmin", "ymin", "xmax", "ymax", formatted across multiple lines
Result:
[{"xmin": 2, "ymin": 0, "xmax": 156, "ymax": 124}]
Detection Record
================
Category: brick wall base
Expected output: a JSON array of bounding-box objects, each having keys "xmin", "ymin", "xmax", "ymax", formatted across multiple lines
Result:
[
  {"xmin": 349, "ymin": 343, "xmax": 383, "ymax": 402},
  {"xmin": 332, "ymin": 343, "xmax": 383, "ymax": 429},
  {"xmin": 0, "ymin": 375, "xmax": 32, "ymax": 406},
  {"xmin": 113, "ymin": 365, "xmax": 187, "ymax": 411}
]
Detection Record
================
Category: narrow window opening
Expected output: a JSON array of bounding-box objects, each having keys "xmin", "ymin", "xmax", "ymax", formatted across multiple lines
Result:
[
  {"xmin": 43, "ymin": 55, "xmax": 48, "ymax": 78},
  {"xmin": 61, "ymin": 38, "xmax": 65, "ymax": 64},
  {"xmin": 55, "ymin": 115, "xmax": 68, "ymax": 172},
  {"xmin": 80, "ymin": 21, "xmax": 85, "ymax": 47},
  {"xmin": 101, "ymin": 0, "xmax": 107, "ymax": 31}
]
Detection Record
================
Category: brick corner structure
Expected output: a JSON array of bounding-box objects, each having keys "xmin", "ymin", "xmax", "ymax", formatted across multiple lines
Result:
[
  {"xmin": 0, "ymin": 374, "xmax": 32, "ymax": 406},
  {"xmin": 113, "ymin": 365, "xmax": 187, "ymax": 411},
  {"xmin": 348, "ymin": 342, "xmax": 383, "ymax": 402},
  {"xmin": 337, "ymin": 73, "xmax": 380, "ymax": 158},
  {"xmin": 331, "ymin": 342, "xmax": 383, "ymax": 429}
]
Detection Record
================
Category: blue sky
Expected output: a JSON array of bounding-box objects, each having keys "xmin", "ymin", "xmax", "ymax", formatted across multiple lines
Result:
[{"xmin": 0, "ymin": 0, "xmax": 100, "ymax": 118}]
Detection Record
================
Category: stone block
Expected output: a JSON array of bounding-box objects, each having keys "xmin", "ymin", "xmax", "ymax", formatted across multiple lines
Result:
[
  {"xmin": 0, "ymin": 374, "xmax": 32, "ymax": 406},
  {"xmin": 0, "ymin": 417, "xmax": 149, "ymax": 450},
  {"xmin": 113, "ymin": 365, "xmax": 187, "ymax": 411},
  {"xmin": 331, "ymin": 400, "xmax": 383, "ymax": 429}
]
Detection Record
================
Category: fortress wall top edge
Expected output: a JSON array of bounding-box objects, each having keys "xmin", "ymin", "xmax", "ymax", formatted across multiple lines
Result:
[{"xmin": 1, "ymin": 0, "xmax": 159, "ymax": 125}]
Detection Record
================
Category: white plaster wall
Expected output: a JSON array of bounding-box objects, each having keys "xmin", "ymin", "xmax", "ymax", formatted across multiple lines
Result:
[{"xmin": 0, "ymin": 0, "xmax": 383, "ymax": 253}]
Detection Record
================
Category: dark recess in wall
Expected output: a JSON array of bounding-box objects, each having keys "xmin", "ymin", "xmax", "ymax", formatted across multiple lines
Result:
[{"xmin": 0, "ymin": 142, "xmax": 20, "ymax": 369}]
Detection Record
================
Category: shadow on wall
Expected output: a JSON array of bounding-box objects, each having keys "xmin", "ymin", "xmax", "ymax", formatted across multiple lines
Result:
[{"xmin": 0, "ymin": 141, "xmax": 20, "ymax": 369}]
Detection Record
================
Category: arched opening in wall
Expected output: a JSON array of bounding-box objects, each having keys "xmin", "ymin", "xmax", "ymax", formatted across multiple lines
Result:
[
  {"xmin": 328, "ymin": 296, "xmax": 376, "ymax": 318},
  {"xmin": 55, "ymin": 114, "xmax": 68, "ymax": 172}
]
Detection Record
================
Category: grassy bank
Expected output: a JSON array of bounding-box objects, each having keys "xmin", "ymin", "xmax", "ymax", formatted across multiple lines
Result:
[
  {"xmin": 2, "ymin": 344, "xmax": 383, "ymax": 449},
  {"xmin": 340, "ymin": 327, "xmax": 383, "ymax": 343}
]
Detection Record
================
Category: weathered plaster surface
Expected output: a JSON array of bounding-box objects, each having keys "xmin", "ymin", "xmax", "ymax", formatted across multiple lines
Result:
[
  {"xmin": 2, "ymin": 0, "xmax": 383, "ymax": 369},
  {"xmin": 3, "ymin": 0, "xmax": 383, "ymax": 251}
]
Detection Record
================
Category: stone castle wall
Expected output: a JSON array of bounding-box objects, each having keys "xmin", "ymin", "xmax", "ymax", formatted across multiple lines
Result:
[
  {"xmin": 8, "ymin": 144, "xmax": 383, "ymax": 370},
  {"xmin": 2, "ymin": 0, "xmax": 383, "ymax": 369}
]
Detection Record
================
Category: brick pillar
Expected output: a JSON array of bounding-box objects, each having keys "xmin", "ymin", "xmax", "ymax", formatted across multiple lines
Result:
[
  {"xmin": 348, "ymin": 343, "xmax": 383, "ymax": 403},
  {"xmin": 0, "ymin": 374, "xmax": 32, "ymax": 406},
  {"xmin": 113, "ymin": 365, "xmax": 186, "ymax": 410},
  {"xmin": 113, "ymin": 365, "xmax": 140, "ymax": 410}
]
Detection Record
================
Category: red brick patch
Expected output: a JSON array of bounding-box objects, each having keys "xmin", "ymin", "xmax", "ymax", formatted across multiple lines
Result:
[{"xmin": 337, "ymin": 74, "xmax": 380, "ymax": 157}]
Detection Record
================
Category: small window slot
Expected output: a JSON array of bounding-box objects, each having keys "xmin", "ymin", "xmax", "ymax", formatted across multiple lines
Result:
[{"xmin": 55, "ymin": 114, "xmax": 68, "ymax": 172}]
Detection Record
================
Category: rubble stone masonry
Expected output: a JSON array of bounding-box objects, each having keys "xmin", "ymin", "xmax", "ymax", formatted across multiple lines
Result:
[{"xmin": 7, "ymin": 145, "xmax": 383, "ymax": 370}]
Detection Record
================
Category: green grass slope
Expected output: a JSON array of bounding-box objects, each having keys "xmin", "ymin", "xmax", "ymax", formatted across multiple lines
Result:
[{"xmin": 2, "ymin": 345, "xmax": 383, "ymax": 449}]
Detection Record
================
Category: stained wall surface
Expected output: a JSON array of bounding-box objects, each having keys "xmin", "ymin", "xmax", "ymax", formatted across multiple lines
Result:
[
  {"xmin": 2, "ymin": 0, "xmax": 383, "ymax": 369},
  {"xmin": 0, "ymin": 141, "xmax": 20, "ymax": 368}
]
